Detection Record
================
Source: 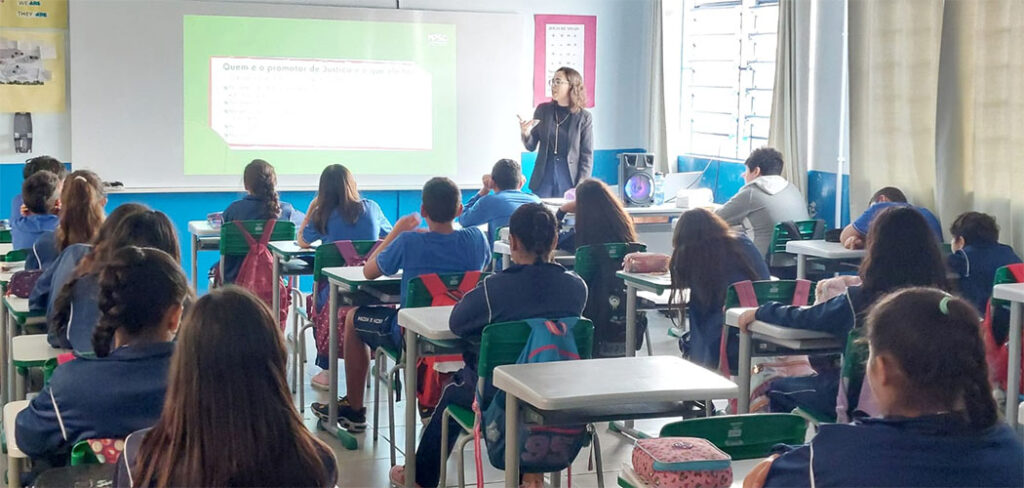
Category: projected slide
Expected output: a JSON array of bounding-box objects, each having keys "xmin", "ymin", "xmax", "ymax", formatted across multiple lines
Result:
[{"xmin": 183, "ymin": 15, "xmax": 456, "ymax": 176}]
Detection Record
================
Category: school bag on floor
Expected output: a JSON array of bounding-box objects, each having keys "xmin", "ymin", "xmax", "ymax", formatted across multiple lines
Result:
[
  {"xmin": 473, "ymin": 318, "xmax": 588, "ymax": 477},
  {"xmin": 631, "ymin": 437, "xmax": 733, "ymax": 488},
  {"xmin": 233, "ymin": 219, "xmax": 290, "ymax": 330}
]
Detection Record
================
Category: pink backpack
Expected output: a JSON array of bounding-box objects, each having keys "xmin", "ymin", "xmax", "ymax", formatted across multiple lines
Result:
[
  {"xmin": 232, "ymin": 220, "xmax": 290, "ymax": 330},
  {"xmin": 306, "ymin": 241, "xmax": 383, "ymax": 360}
]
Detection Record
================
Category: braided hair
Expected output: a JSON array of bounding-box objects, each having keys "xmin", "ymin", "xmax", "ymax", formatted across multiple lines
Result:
[
  {"xmin": 93, "ymin": 246, "xmax": 189, "ymax": 357},
  {"xmin": 508, "ymin": 203, "xmax": 558, "ymax": 264},
  {"xmin": 866, "ymin": 287, "xmax": 998, "ymax": 430},
  {"xmin": 243, "ymin": 159, "xmax": 282, "ymax": 219}
]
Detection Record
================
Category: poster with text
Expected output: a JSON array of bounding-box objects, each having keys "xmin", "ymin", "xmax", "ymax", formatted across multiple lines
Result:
[
  {"xmin": 0, "ymin": 31, "xmax": 66, "ymax": 112},
  {"xmin": 0, "ymin": 0, "xmax": 68, "ymax": 29},
  {"xmin": 533, "ymin": 14, "xmax": 596, "ymax": 108}
]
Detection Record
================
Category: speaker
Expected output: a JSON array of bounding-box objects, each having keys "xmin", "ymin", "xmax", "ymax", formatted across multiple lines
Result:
[
  {"xmin": 617, "ymin": 153, "xmax": 655, "ymax": 207},
  {"xmin": 13, "ymin": 112, "xmax": 32, "ymax": 154}
]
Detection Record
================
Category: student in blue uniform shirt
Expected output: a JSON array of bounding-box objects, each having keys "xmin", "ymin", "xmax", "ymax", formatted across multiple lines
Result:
[
  {"xmin": 16, "ymin": 246, "xmax": 190, "ymax": 474},
  {"xmin": 746, "ymin": 288, "xmax": 1024, "ymax": 488},
  {"xmin": 219, "ymin": 159, "xmax": 305, "ymax": 283},
  {"xmin": 388, "ymin": 202, "xmax": 588, "ymax": 488},
  {"xmin": 10, "ymin": 155, "xmax": 65, "ymax": 222},
  {"xmin": 947, "ymin": 211, "xmax": 1022, "ymax": 315},
  {"xmin": 11, "ymin": 171, "xmax": 60, "ymax": 250},
  {"xmin": 26, "ymin": 170, "xmax": 105, "ymax": 271},
  {"xmin": 669, "ymin": 208, "xmax": 770, "ymax": 369},
  {"xmin": 459, "ymin": 158, "xmax": 540, "ymax": 243},
  {"xmin": 738, "ymin": 207, "xmax": 948, "ymax": 420},
  {"xmin": 312, "ymin": 177, "xmax": 491, "ymax": 433},
  {"xmin": 840, "ymin": 186, "xmax": 943, "ymax": 249}
]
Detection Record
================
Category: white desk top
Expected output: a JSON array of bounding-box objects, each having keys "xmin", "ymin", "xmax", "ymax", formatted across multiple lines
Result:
[
  {"xmin": 993, "ymin": 283, "xmax": 1024, "ymax": 303},
  {"xmin": 785, "ymin": 240, "xmax": 865, "ymax": 260},
  {"xmin": 396, "ymin": 305, "xmax": 459, "ymax": 341},
  {"xmin": 0, "ymin": 243, "xmax": 13, "ymax": 257},
  {"xmin": 624, "ymin": 204, "xmax": 684, "ymax": 217},
  {"xmin": 322, "ymin": 266, "xmax": 402, "ymax": 284},
  {"xmin": 725, "ymin": 308, "xmax": 839, "ymax": 341},
  {"xmin": 12, "ymin": 335, "xmax": 66, "ymax": 363},
  {"xmin": 187, "ymin": 220, "xmax": 220, "ymax": 237},
  {"xmin": 493, "ymin": 356, "xmax": 738, "ymax": 411},
  {"xmin": 617, "ymin": 271, "xmax": 673, "ymax": 294},
  {"xmin": 268, "ymin": 240, "xmax": 316, "ymax": 257},
  {"xmin": 4, "ymin": 400, "xmax": 29, "ymax": 458}
]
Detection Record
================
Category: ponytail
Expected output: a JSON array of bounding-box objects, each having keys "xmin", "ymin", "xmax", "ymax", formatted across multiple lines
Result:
[
  {"xmin": 56, "ymin": 170, "xmax": 105, "ymax": 251},
  {"xmin": 508, "ymin": 203, "xmax": 557, "ymax": 264},
  {"xmin": 243, "ymin": 159, "xmax": 282, "ymax": 219}
]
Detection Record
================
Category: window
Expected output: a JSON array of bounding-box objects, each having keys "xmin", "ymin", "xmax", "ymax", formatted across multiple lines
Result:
[{"xmin": 680, "ymin": 0, "xmax": 778, "ymax": 159}]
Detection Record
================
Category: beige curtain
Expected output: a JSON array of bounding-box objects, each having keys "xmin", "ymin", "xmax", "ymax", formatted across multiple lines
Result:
[
  {"xmin": 767, "ymin": 0, "xmax": 807, "ymax": 194},
  {"xmin": 647, "ymin": 0, "xmax": 683, "ymax": 174}
]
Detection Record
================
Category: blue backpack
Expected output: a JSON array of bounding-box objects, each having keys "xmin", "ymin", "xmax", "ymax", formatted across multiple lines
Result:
[{"xmin": 473, "ymin": 318, "xmax": 589, "ymax": 475}]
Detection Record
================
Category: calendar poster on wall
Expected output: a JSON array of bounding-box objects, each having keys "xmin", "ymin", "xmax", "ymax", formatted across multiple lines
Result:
[{"xmin": 533, "ymin": 14, "xmax": 596, "ymax": 108}]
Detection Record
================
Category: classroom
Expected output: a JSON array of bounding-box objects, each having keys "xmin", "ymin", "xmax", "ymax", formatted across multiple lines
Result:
[{"xmin": 0, "ymin": 0, "xmax": 1022, "ymax": 486}]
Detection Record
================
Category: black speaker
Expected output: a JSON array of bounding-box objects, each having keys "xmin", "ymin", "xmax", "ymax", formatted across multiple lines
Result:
[{"xmin": 617, "ymin": 153, "xmax": 655, "ymax": 207}]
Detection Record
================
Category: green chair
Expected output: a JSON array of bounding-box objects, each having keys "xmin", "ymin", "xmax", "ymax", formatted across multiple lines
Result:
[
  {"xmin": 575, "ymin": 242, "xmax": 650, "ymax": 357},
  {"xmin": 721, "ymin": 279, "xmax": 818, "ymax": 376},
  {"xmin": 439, "ymin": 318, "xmax": 596, "ymax": 488},
  {"xmin": 766, "ymin": 219, "xmax": 826, "ymax": 276},
  {"xmin": 658, "ymin": 413, "xmax": 807, "ymax": 460},
  {"xmin": 0, "ymin": 229, "xmax": 11, "ymax": 244},
  {"xmin": 4, "ymin": 249, "xmax": 27, "ymax": 263},
  {"xmin": 216, "ymin": 219, "xmax": 295, "ymax": 286}
]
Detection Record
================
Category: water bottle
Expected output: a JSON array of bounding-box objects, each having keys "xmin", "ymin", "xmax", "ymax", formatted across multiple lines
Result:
[{"xmin": 653, "ymin": 172, "xmax": 665, "ymax": 206}]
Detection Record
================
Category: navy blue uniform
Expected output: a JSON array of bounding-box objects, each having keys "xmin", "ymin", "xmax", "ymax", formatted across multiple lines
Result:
[{"xmin": 948, "ymin": 242, "xmax": 1022, "ymax": 315}]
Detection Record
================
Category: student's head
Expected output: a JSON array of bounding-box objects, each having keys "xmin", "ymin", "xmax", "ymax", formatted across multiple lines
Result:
[
  {"xmin": 552, "ymin": 66, "xmax": 587, "ymax": 113},
  {"xmin": 421, "ymin": 177, "xmax": 462, "ymax": 224},
  {"xmin": 133, "ymin": 286, "xmax": 334, "ymax": 487},
  {"xmin": 949, "ymin": 211, "xmax": 999, "ymax": 249},
  {"xmin": 573, "ymin": 178, "xmax": 637, "ymax": 247},
  {"xmin": 508, "ymin": 203, "xmax": 558, "ymax": 264},
  {"xmin": 21, "ymin": 171, "xmax": 59, "ymax": 215},
  {"xmin": 242, "ymin": 159, "xmax": 282, "ymax": 219},
  {"xmin": 870, "ymin": 186, "xmax": 908, "ymax": 204},
  {"xmin": 491, "ymin": 159, "xmax": 524, "ymax": 191},
  {"xmin": 93, "ymin": 246, "xmax": 189, "ymax": 357},
  {"xmin": 743, "ymin": 147, "xmax": 785, "ymax": 182},
  {"xmin": 866, "ymin": 287, "xmax": 996, "ymax": 430},
  {"xmin": 313, "ymin": 163, "xmax": 362, "ymax": 232},
  {"xmin": 91, "ymin": 203, "xmax": 150, "ymax": 248},
  {"xmin": 670, "ymin": 208, "xmax": 761, "ymax": 310},
  {"xmin": 859, "ymin": 206, "xmax": 947, "ymax": 298},
  {"xmin": 22, "ymin": 155, "xmax": 66, "ymax": 180},
  {"xmin": 56, "ymin": 170, "xmax": 106, "ymax": 252}
]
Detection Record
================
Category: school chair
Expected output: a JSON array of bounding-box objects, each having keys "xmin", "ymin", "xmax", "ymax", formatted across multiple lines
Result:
[
  {"xmin": 984, "ymin": 264, "xmax": 1024, "ymax": 396},
  {"xmin": 658, "ymin": 413, "xmax": 808, "ymax": 459},
  {"xmin": 373, "ymin": 271, "xmax": 487, "ymax": 465},
  {"xmin": 491, "ymin": 226, "xmax": 508, "ymax": 272},
  {"xmin": 574, "ymin": 242, "xmax": 651, "ymax": 358},
  {"xmin": 215, "ymin": 219, "xmax": 296, "ymax": 286},
  {"xmin": 438, "ymin": 318, "xmax": 596, "ymax": 488},
  {"xmin": 766, "ymin": 219, "xmax": 826, "ymax": 278},
  {"xmin": 0, "ymin": 229, "xmax": 11, "ymax": 244}
]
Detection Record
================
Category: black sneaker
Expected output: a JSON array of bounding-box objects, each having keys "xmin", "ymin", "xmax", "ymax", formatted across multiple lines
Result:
[{"xmin": 311, "ymin": 396, "xmax": 368, "ymax": 433}]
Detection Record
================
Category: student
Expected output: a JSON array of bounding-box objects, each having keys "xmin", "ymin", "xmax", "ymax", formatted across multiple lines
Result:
[
  {"xmin": 11, "ymin": 155, "xmax": 65, "ymax": 222},
  {"xmin": 748, "ymin": 288, "xmax": 1024, "ymax": 488},
  {"xmin": 669, "ymin": 208, "xmax": 770, "ymax": 368},
  {"xmin": 27, "ymin": 170, "xmax": 106, "ymax": 270},
  {"xmin": 11, "ymin": 171, "xmax": 60, "ymax": 250},
  {"xmin": 297, "ymin": 163, "xmax": 392, "ymax": 388},
  {"xmin": 556, "ymin": 178, "xmax": 637, "ymax": 251},
  {"xmin": 311, "ymin": 177, "xmax": 491, "ymax": 432},
  {"xmin": 220, "ymin": 159, "xmax": 305, "ymax": 283},
  {"xmin": 115, "ymin": 287, "xmax": 337, "ymax": 488},
  {"xmin": 840, "ymin": 186, "xmax": 943, "ymax": 249},
  {"xmin": 737, "ymin": 206, "xmax": 948, "ymax": 418},
  {"xmin": 48, "ymin": 210, "xmax": 180, "ymax": 354},
  {"xmin": 947, "ymin": 211, "xmax": 1022, "ymax": 315},
  {"xmin": 16, "ymin": 246, "xmax": 188, "ymax": 471},
  {"xmin": 459, "ymin": 158, "xmax": 540, "ymax": 243},
  {"xmin": 388, "ymin": 203, "xmax": 587, "ymax": 488},
  {"xmin": 714, "ymin": 147, "xmax": 810, "ymax": 257}
]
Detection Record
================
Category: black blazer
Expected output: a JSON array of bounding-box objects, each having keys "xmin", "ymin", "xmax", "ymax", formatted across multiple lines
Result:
[{"xmin": 522, "ymin": 101, "xmax": 593, "ymax": 193}]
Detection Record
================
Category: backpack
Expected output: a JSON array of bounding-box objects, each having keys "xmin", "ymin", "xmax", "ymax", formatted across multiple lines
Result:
[
  {"xmin": 307, "ymin": 241, "xmax": 383, "ymax": 361},
  {"xmin": 232, "ymin": 219, "xmax": 290, "ymax": 330},
  {"xmin": 981, "ymin": 264, "xmax": 1024, "ymax": 392},
  {"xmin": 419, "ymin": 271, "xmax": 482, "ymax": 306},
  {"xmin": 473, "ymin": 318, "xmax": 588, "ymax": 476},
  {"xmin": 579, "ymin": 244, "xmax": 648, "ymax": 358},
  {"xmin": 6, "ymin": 269, "xmax": 42, "ymax": 298}
]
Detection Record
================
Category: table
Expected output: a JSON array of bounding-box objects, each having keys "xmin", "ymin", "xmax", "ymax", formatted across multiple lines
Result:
[
  {"xmin": 3, "ymin": 296, "xmax": 45, "ymax": 405},
  {"xmin": 493, "ymin": 356, "xmax": 739, "ymax": 486},
  {"xmin": 785, "ymin": 240, "xmax": 865, "ymax": 280},
  {"xmin": 321, "ymin": 266, "xmax": 403, "ymax": 450},
  {"xmin": 5, "ymin": 400, "xmax": 30, "ymax": 488},
  {"xmin": 268, "ymin": 240, "xmax": 316, "ymax": 390},
  {"xmin": 617, "ymin": 271, "xmax": 672, "ymax": 356},
  {"xmin": 724, "ymin": 307, "xmax": 842, "ymax": 414},
  {"xmin": 187, "ymin": 220, "xmax": 220, "ymax": 290},
  {"xmin": 11, "ymin": 335, "xmax": 68, "ymax": 400},
  {"xmin": 492, "ymin": 241, "xmax": 575, "ymax": 269},
  {"xmin": 396, "ymin": 305, "xmax": 462, "ymax": 487},
  {"xmin": 992, "ymin": 283, "xmax": 1023, "ymax": 429},
  {"xmin": 0, "ymin": 242, "xmax": 13, "ymax": 258}
]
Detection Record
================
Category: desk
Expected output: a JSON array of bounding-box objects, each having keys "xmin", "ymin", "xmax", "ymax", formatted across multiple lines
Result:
[
  {"xmin": 617, "ymin": 271, "xmax": 672, "ymax": 356},
  {"xmin": 0, "ymin": 243, "xmax": 13, "ymax": 258},
  {"xmin": 992, "ymin": 283, "xmax": 1023, "ymax": 429},
  {"xmin": 187, "ymin": 220, "xmax": 220, "ymax": 290},
  {"xmin": 321, "ymin": 266, "xmax": 403, "ymax": 450},
  {"xmin": 724, "ymin": 308, "xmax": 842, "ymax": 414},
  {"xmin": 493, "ymin": 356, "xmax": 738, "ymax": 486},
  {"xmin": 5, "ymin": 400, "xmax": 29, "ymax": 488},
  {"xmin": 396, "ymin": 305, "xmax": 461, "ymax": 487},
  {"xmin": 11, "ymin": 335, "xmax": 68, "ymax": 400},
  {"xmin": 3, "ymin": 296, "xmax": 45, "ymax": 405},
  {"xmin": 492, "ymin": 241, "xmax": 575, "ymax": 269},
  {"xmin": 785, "ymin": 240, "xmax": 864, "ymax": 280},
  {"xmin": 268, "ymin": 240, "xmax": 315, "ymax": 389}
]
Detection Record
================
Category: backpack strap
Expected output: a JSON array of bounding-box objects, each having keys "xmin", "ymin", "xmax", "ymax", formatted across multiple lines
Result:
[
  {"xmin": 733, "ymin": 280, "xmax": 759, "ymax": 308},
  {"xmin": 453, "ymin": 271, "xmax": 482, "ymax": 300},
  {"xmin": 1009, "ymin": 263, "xmax": 1024, "ymax": 283},
  {"xmin": 419, "ymin": 273, "xmax": 457, "ymax": 306},
  {"xmin": 257, "ymin": 219, "xmax": 277, "ymax": 246},
  {"xmin": 780, "ymin": 221, "xmax": 803, "ymax": 242},
  {"xmin": 335, "ymin": 240, "xmax": 380, "ymax": 267},
  {"xmin": 232, "ymin": 220, "xmax": 257, "ymax": 247},
  {"xmin": 791, "ymin": 279, "xmax": 812, "ymax": 306}
]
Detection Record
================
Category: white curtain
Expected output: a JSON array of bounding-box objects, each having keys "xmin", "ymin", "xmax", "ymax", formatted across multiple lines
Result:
[
  {"xmin": 647, "ymin": 0, "xmax": 683, "ymax": 174},
  {"xmin": 767, "ymin": 0, "xmax": 809, "ymax": 194}
]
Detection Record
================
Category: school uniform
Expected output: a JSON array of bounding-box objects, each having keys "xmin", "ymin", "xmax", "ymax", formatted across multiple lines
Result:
[
  {"xmin": 948, "ymin": 242, "xmax": 1022, "ymax": 315},
  {"xmin": 45, "ymin": 273, "xmax": 100, "ymax": 354},
  {"xmin": 15, "ymin": 342, "xmax": 174, "ymax": 463},
  {"xmin": 29, "ymin": 243, "xmax": 91, "ymax": 321},
  {"xmin": 10, "ymin": 213, "xmax": 58, "ymax": 251},
  {"xmin": 220, "ymin": 195, "xmax": 305, "ymax": 284},
  {"xmin": 458, "ymin": 190, "xmax": 541, "ymax": 244},
  {"xmin": 413, "ymin": 262, "xmax": 588, "ymax": 488},
  {"xmin": 715, "ymin": 176, "xmax": 810, "ymax": 257},
  {"xmin": 25, "ymin": 231, "xmax": 59, "ymax": 270},
  {"xmin": 764, "ymin": 414, "xmax": 1024, "ymax": 487},
  {"xmin": 852, "ymin": 201, "xmax": 944, "ymax": 241}
]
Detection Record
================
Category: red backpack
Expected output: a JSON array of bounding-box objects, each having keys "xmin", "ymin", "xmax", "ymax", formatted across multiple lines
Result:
[
  {"xmin": 232, "ymin": 219, "xmax": 290, "ymax": 330},
  {"xmin": 418, "ymin": 271, "xmax": 482, "ymax": 306},
  {"xmin": 982, "ymin": 264, "xmax": 1024, "ymax": 392}
]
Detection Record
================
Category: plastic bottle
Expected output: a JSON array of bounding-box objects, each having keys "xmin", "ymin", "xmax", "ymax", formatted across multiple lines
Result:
[{"xmin": 653, "ymin": 172, "xmax": 665, "ymax": 206}]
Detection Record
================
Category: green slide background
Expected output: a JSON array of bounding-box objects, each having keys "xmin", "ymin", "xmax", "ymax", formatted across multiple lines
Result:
[{"xmin": 183, "ymin": 15, "xmax": 457, "ymax": 176}]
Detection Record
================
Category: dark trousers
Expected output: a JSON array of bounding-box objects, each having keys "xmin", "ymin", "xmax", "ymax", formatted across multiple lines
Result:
[
  {"xmin": 415, "ymin": 368, "xmax": 480, "ymax": 488},
  {"xmin": 534, "ymin": 155, "xmax": 574, "ymax": 198},
  {"xmin": 767, "ymin": 370, "xmax": 840, "ymax": 421}
]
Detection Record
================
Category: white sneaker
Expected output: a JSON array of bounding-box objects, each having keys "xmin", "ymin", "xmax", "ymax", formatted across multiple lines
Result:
[{"xmin": 310, "ymin": 370, "xmax": 330, "ymax": 391}]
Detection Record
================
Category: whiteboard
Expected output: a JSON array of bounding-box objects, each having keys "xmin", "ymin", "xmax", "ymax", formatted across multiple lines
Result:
[{"xmin": 69, "ymin": 0, "xmax": 527, "ymax": 190}]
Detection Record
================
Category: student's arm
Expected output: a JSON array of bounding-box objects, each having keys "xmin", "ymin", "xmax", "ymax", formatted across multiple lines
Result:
[
  {"xmin": 760, "ymin": 447, "xmax": 812, "ymax": 488},
  {"xmin": 449, "ymin": 281, "xmax": 490, "ymax": 337},
  {"xmin": 459, "ymin": 193, "xmax": 490, "ymax": 227},
  {"xmin": 752, "ymin": 293, "xmax": 856, "ymax": 338},
  {"xmin": 715, "ymin": 187, "xmax": 753, "ymax": 226},
  {"xmin": 363, "ymin": 213, "xmax": 420, "ymax": 279},
  {"xmin": 947, "ymin": 249, "xmax": 968, "ymax": 277},
  {"xmin": 297, "ymin": 199, "xmax": 319, "ymax": 248},
  {"xmin": 522, "ymin": 105, "xmax": 543, "ymax": 152},
  {"xmin": 839, "ymin": 224, "xmax": 864, "ymax": 249},
  {"xmin": 373, "ymin": 202, "xmax": 393, "ymax": 237},
  {"xmin": 28, "ymin": 259, "xmax": 58, "ymax": 311},
  {"xmin": 15, "ymin": 385, "xmax": 66, "ymax": 458},
  {"xmin": 576, "ymin": 112, "xmax": 594, "ymax": 182}
]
